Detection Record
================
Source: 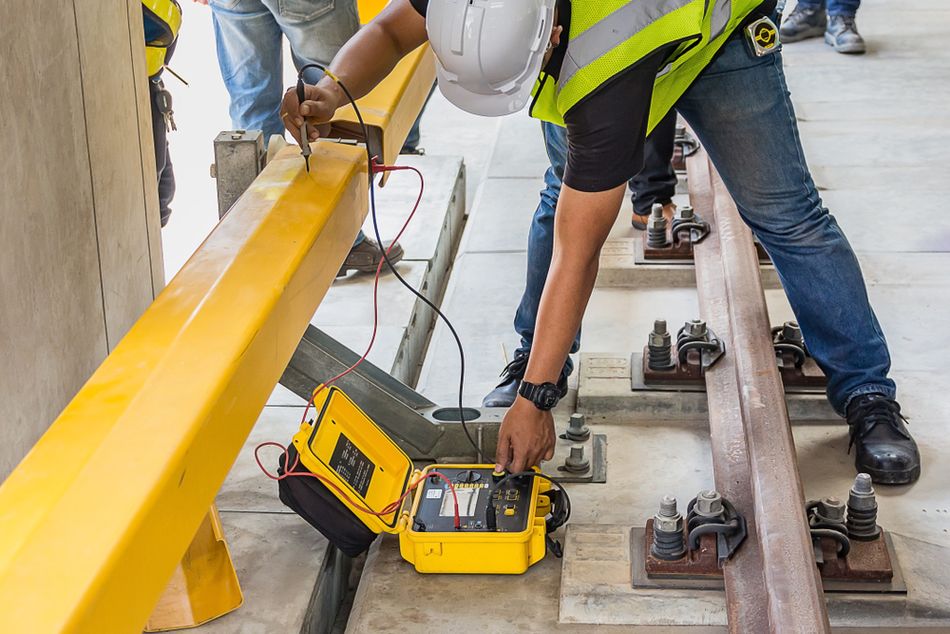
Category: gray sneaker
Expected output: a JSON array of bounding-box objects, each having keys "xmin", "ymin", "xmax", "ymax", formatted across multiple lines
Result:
[
  {"xmin": 825, "ymin": 15, "xmax": 867, "ymax": 54},
  {"xmin": 780, "ymin": 4, "xmax": 827, "ymax": 42}
]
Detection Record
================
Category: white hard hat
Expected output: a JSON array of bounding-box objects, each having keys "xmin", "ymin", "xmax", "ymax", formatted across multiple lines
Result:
[{"xmin": 426, "ymin": 0, "xmax": 557, "ymax": 117}]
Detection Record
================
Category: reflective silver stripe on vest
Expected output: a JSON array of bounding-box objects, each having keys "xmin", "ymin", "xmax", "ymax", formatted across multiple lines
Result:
[
  {"xmin": 558, "ymin": 0, "xmax": 698, "ymax": 91},
  {"xmin": 710, "ymin": 0, "xmax": 732, "ymax": 40}
]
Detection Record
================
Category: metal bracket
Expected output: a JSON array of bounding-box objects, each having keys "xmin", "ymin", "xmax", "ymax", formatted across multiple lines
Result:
[
  {"xmin": 211, "ymin": 130, "xmax": 266, "ymax": 219},
  {"xmin": 640, "ymin": 319, "xmax": 725, "ymax": 387}
]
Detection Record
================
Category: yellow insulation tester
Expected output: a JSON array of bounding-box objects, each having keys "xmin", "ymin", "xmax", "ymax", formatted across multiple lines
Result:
[{"xmin": 284, "ymin": 386, "xmax": 569, "ymax": 574}]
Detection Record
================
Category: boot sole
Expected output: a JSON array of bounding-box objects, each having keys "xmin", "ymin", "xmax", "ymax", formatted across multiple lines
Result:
[
  {"xmin": 825, "ymin": 32, "xmax": 866, "ymax": 54},
  {"xmin": 857, "ymin": 462, "xmax": 921, "ymax": 485}
]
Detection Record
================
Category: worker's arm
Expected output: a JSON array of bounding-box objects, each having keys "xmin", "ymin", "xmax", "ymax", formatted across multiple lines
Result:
[
  {"xmin": 495, "ymin": 183, "xmax": 626, "ymax": 473},
  {"xmin": 281, "ymin": 0, "xmax": 428, "ymax": 143}
]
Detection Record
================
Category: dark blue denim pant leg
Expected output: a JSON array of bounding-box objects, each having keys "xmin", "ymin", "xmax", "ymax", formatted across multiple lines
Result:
[
  {"xmin": 513, "ymin": 122, "xmax": 579, "ymax": 377},
  {"xmin": 630, "ymin": 110, "xmax": 678, "ymax": 216},
  {"xmin": 675, "ymin": 37, "xmax": 893, "ymax": 414}
]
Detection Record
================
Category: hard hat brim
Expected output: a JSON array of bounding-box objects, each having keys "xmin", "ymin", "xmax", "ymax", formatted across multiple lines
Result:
[{"xmin": 435, "ymin": 65, "xmax": 536, "ymax": 118}]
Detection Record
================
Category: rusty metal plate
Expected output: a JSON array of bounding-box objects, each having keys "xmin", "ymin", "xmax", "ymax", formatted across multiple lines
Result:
[
  {"xmin": 631, "ymin": 527, "xmax": 907, "ymax": 594},
  {"xmin": 632, "ymin": 352, "xmax": 826, "ymax": 394}
]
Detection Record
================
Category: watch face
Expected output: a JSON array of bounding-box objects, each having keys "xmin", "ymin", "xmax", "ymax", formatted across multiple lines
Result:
[{"xmin": 539, "ymin": 390, "xmax": 559, "ymax": 409}]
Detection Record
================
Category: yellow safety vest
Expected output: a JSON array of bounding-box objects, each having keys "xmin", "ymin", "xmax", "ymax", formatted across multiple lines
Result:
[
  {"xmin": 143, "ymin": 0, "xmax": 182, "ymax": 77},
  {"xmin": 530, "ymin": 0, "xmax": 767, "ymax": 133}
]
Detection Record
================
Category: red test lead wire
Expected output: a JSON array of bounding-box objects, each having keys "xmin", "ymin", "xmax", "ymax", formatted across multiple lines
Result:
[
  {"xmin": 254, "ymin": 441, "xmax": 460, "ymax": 528},
  {"xmin": 252, "ymin": 164, "xmax": 463, "ymax": 525},
  {"xmin": 297, "ymin": 161, "xmax": 425, "ymax": 424}
]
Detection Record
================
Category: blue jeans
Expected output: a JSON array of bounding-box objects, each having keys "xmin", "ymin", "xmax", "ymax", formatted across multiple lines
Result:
[
  {"xmin": 514, "ymin": 113, "xmax": 678, "ymax": 377},
  {"xmin": 210, "ymin": 0, "xmax": 368, "ymax": 246},
  {"xmin": 210, "ymin": 0, "xmax": 360, "ymax": 139},
  {"xmin": 514, "ymin": 122, "xmax": 579, "ymax": 377},
  {"xmin": 520, "ymin": 35, "xmax": 893, "ymax": 414},
  {"xmin": 795, "ymin": 0, "xmax": 861, "ymax": 17}
]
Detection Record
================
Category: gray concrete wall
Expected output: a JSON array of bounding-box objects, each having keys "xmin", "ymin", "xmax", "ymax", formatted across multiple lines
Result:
[{"xmin": 0, "ymin": 0, "xmax": 163, "ymax": 480}]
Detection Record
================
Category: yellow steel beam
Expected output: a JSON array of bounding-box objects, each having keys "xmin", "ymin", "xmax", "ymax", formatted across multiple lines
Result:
[
  {"xmin": 357, "ymin": 0, "xmax": 388, "ymax": 23},
  {"xmin": 333, "ymin": 45, "xmax": 435, "ymax": 169},
  {"xmin": 0, "ymin": 143, "xmax": 366, "ymax": 632}
]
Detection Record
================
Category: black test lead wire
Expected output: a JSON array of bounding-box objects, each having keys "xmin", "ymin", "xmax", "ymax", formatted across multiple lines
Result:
[{"xmin": 296, "ymin": 64, "xmax": 482, "ymax": 461}]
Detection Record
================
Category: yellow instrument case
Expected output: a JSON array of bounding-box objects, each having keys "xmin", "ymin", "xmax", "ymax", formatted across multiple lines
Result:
[{"xmin": 290, "ymin": 386, "xmax": 549, "ymax": 574}]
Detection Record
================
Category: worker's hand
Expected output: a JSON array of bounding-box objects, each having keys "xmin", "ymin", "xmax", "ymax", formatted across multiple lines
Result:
[
  {"xmin": 495, "ymin": 398, "xmax": 556, "ymax": 473},
  {"xmin": 281, "ymin": 82, "xmax": 341, "ymax": 145},
  {"xmin": 192, "ymin": 0, "xmax": 208, "ymax": 5}
]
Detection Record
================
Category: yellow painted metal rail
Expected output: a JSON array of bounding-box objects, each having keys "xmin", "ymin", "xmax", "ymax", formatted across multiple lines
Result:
[{"xmin": 0, "ymin": 43, "xmax": 434, "ymax": 634}]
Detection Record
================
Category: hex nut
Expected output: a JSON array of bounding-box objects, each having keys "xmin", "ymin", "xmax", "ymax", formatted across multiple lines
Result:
[
  {"xmin": 684, "ymin": 319, "xmax": 708, "ymax": 339},
  {"xmin": 694, "ymin": 490, "xmax": 723, "ymax": 517}
]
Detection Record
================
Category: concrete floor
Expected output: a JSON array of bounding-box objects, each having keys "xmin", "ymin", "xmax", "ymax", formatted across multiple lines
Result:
[{"xmin": 158, "ymin": 0, "xmax": 950, "ymax": 630}]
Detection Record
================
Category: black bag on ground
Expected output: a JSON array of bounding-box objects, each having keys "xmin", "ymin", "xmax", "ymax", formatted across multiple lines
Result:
[{"xmin": 277, "ymin": 444, "xmax": 379, "ymax": 557}]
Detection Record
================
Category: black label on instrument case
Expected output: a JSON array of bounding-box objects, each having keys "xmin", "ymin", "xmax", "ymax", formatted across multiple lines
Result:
[{"xmin": 329, "ymin": 434, "xmax": 375, "ymax": 498}]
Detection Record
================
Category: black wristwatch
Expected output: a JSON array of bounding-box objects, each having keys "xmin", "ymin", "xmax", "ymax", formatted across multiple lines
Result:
[{"xmin": 518, "ymin": 380, "xmax": 561, "ymax": 411}]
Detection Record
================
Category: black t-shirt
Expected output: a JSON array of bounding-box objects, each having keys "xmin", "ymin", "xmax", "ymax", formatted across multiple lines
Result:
[{"xmin": 408, "ymin": 0, "xmax": 708, "ymax": 191}]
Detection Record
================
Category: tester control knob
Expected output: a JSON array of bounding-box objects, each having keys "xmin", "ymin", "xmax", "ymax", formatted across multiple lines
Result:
[
  {"xmin": 456, "ymin": 469, "xmax": 481, "ymax": 484},
  {"xmin": 491, "ymin": 470, "xmax": 506, "ymax": 483}
]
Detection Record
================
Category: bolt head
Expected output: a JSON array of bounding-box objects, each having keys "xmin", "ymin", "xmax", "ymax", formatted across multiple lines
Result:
[
  {"xmin": 818, "ymin": 497, "xmax": 846, "ymax": 522},
  {"xmin": 694, "ymin": 490, "xmax": 723, "ymax": 516},
  {"xmin": 684, "ymin": 319, "xmax": 708, "ymax": 338},
  {"xmin": 781, "ymin": 321, "xmax": 803, "ymax": 344},
  {"xmin": 568, "ymin": 413, "xmax": 586, "ymax": 429},
  {"xmin": 674, "ymin": 205, "xmax": 695, "ymax": 221},
  {"xmin": 653, "ymin": 319, "xmax": 669, "ymax": 335}
]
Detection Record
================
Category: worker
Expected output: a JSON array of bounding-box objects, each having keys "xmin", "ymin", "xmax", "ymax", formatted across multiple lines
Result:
[
  {"xmin": 781, "ymin": 0, "xmax": 866, "ymax": 55},
  {"xmin": 483, "ymin": 113, "xmax": 682, "ymax": 408},
  {"xmin": 143, "ymin": 0, "xmax": 183, "ymax": 227},
  {"xmin": 281, "ymin": 0, "xmax": 920, "ymax": 485},
  {"xmin": 197, "ymin": 0, "xmax": 407, "ymax": 277}
]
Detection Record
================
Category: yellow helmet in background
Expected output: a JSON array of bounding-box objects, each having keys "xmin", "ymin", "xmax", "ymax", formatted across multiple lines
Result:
[{"xmin": 143, "ymin": 0, "xmax": 182, "ymax": 77}]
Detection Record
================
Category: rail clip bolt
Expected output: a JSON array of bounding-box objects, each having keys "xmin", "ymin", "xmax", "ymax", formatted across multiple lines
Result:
[
  {"xmin": 684, "ymin": 319, "xmax": 709, "ymax": 340},
  {"xmin": 846, "ymin": 473, "xmax": 881, "ymax": 540},
  {"xmin": 563, "ymin": 445, "xmax": 590, "ymax": 473},
  {"xmin": 780, "ymin": 321, "xmax": 804, "ymax": 345},
  {"xmin": 647, "ymin": 203, "xmax": 670, "ymax": 248},
  {"xmin": 651, "ymin": 495, "xmax": 687, "ymax": 560},
  {"xmin": 694, "ymin": 489, "xmax": 724, "ymax": 519},
  {"xmin": 565, "ymin": 413, "xmax": 590, "ymax": 442},
  {"xmin": 674, "ymin": 205, "xmax": 695, "ymax": 223},
  {"xmin": 648, "ymin": 319, "xmax": 675, "ymax": 370},
  {"xmin": 816, "ymin": 496, "xmax": 847, "ymax": 525}
]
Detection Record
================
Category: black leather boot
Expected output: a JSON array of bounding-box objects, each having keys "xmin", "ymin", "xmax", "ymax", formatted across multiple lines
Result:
[
  {"xmin": 847, "ymin": 394, "xmax": 920, "ymax": 485},
  {"xmin": 481, "ymin": 352, "xmax": 568, "ymax": 408}
]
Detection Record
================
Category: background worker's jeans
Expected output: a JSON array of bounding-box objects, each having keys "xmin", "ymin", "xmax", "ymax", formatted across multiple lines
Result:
[
  {"xmin": 210, "ymin": 0, "xmax": 360, "ymax": 139},
  {"xmin": 630, "ymin": 111, "xmax": 678, "ymax": 217},
  {"xmin": 793, "ymin": 0, "xmax": 861, "ymax": 17},
  {"xmin": 210, "ymin": 0, "xmax": 367, "ymax": 244},
  {"xmin": 676, "ymin": 35, "xmax": 892, "ymax": 414},
  {"xmin": 513, "ymin": 112, "xmax": 678, "ymax": 377}
]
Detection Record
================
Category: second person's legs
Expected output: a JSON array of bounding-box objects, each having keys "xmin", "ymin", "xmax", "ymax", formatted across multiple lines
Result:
[{"xmin": 675, "ymin": 35, "xmax": 916, "ymax": 482}]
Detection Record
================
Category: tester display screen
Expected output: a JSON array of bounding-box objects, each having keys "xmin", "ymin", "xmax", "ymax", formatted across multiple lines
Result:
[{"xmin": 413, "ymin": 467, "xmax": 534, "ymax": 533}]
